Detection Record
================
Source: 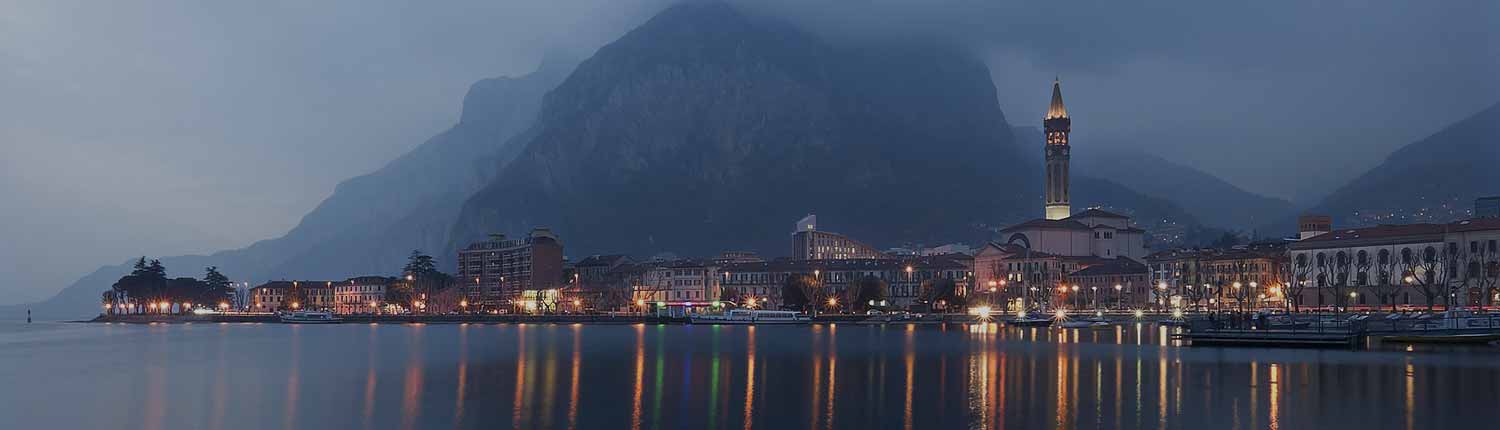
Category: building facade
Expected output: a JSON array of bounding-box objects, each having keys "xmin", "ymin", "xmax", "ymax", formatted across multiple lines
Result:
[
  {"xmin": 455, "ymin": 228, "xmax": 564, "ymax": 311},
  {"xmin": 720, "ymin": 254, "xmax": 972, "ymax": 311},
  {"xmin": 1147, "ymin": 242, "xmax": 1288, "ymax": 311},
  {"xmin": 1287, "ymin": 219, "xmax": 1500, "ymax": 310},
  {"xmin": 333, "ymin": 276, "xmax": 394, "ymax": 314},
  {"xmin": 791, "ymin": 215, "xmax": 887, "ymax": 260},
  {"xmin": 249, "ymin": 281, "xmax": 335, "ymax": 312}
]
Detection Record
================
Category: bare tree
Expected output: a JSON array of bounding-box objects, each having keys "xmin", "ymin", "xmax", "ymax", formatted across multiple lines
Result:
[
  {"xmin": 1466, "ymin": 241, "xmax": 1498, "ymax": 310},
  {"xmin": 1404, "ymin": 245, "xmax": 1445, "ymax": 311},
  {"xmin": 1314, "ymin": 250, "xmax": 1352, "ymax": 312},
  {"xmin": 1443, "ymin": 243, "xmax": 1471, "ymax": 309},
  {"xmin": 1281, "ymin": 253, "xmax": 1314, "ymax": 312},
  {"xmin": 1371, "ymin": 247, "xmax": 1403, "ymax": 312}
]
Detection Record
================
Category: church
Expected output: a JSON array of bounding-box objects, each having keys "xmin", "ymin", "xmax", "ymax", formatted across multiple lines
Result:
[
  {"xmin": 973, "ymin": 80, "xmax": 1151, "ymax": 302},
  {"xmin": 996, "ymin": 79, "xmax": 1148, "ymax": 261}
]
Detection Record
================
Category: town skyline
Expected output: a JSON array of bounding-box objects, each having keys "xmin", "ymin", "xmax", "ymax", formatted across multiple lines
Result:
[{"xmin": 2, "ymin": 0, "xmax": 1500, "ymax": 311}]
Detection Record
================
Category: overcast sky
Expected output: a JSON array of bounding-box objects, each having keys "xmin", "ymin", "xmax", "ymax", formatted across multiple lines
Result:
[{"xmin": 1, "ymin": 0, "xmax": 1496, "ymax": 304}]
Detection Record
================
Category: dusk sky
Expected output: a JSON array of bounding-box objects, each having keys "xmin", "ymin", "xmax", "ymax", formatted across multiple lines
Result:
[{"xmin": 2, "ymin": 0, "xmax": 1496, "ymax": 304}]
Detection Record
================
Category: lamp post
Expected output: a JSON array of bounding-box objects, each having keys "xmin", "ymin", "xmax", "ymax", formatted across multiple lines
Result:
[
  {"xmin": 1113, "ymin": 284, "xmax": 1123, "ymax": 310},
  {"xmin": 1158, "ymin": 282, "xmax": 1168, "ymax": 313}
]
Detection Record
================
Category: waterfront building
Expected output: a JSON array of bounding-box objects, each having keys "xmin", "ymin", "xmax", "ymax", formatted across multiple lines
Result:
[
  {"xmin": 249, "ymin": 280, "xmax": 335, "ymax": 312},
  {"xmin": 633, "ymin": 259, "xmax": 722, "ymax": 309},
  {"xmin": 1147, "ymin": 242, "xmax": 1288, "ymax": 311},
  {"xmin": 1287, "ymin": 218, "xmax": 1500, "ymax": 310},
  {"xmin": 791, "ymin": 215, "xmax": 887, "ymax": 260},
  {"xmin": 333, "ymin": 276, "xmax": 394, "ymax": 314},
  {"xmin": 1067, "ymin": 258, "xmax": 1151, "ymax": 309},
  {"xmin": 720, "ymin": 254, "xmax": 972, "ymax": 311},
  {"xmin": 455, "ymin": 228, "xmax": 564, "ymax": 312}
]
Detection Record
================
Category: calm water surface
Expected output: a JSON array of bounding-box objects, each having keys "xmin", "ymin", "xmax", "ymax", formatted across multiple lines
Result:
[{"xmin": 2, "ymin": 321, "xmax": 1497, "ymax": 429}]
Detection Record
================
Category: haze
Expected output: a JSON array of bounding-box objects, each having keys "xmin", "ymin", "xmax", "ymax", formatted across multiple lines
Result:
[{"xmin": 1, "ymin": 0, "xmax": 1496, "ymax": 305}]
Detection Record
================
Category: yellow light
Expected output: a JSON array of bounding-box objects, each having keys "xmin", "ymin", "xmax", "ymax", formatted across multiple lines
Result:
[
  {"xmin": 290, "ymin": 302, "xmax": 300, "ymax": 309},
  {"xmin": 827, "ymin": 298, "xmax": 837, "ymax": 306},
  {"xmin": 1133, "ymin": 309, "xmax": 1144, "ymax": 318},
  {"xmin": 369, "ymin": 301, "xmax": 378, "ymax": 308},
  {"xmin": 636, "ymin": 299, "xmax": 647, "ymax": 307},
  {"xmin": 1054, "ymin": 310, "xmax": 1067, "ymax": 320},
  {"xmin": 1172, "ymin": 309, "xmax": 1184, "ymax": 319},
  {"xmin": 218, "ymin": 302, "xmax": 228, "ymax": 309},
  {"xmin": 460, "ymin": 300, "xmax": 468, "ymax": 307},
  {"xmin": 573, "ymin": 300, "xmax": 582, "ymax": 306}
]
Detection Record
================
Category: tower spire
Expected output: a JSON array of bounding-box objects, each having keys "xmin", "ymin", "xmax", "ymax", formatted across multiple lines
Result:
[
  {"xmin": 1043, "ymin": 79, "xmax": 1073, "ymax": 220},
  {"xmin": 1046, "ymin": 78, "xmax": 1068, "ymax": 120}
]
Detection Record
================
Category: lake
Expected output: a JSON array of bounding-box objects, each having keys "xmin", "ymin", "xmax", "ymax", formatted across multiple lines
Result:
[{"xmin": 1, "ymin": 321, "xmax": 1497, "ymax": 429}]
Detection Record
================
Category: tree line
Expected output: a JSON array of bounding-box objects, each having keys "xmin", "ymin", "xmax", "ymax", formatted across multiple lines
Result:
[{"xmin": 101, "ymin": 257, "xmax": 234, "ymax": 314}]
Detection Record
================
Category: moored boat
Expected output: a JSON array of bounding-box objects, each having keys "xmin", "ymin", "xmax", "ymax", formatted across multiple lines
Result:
[
  {"xmin": 279, "ymin": 310, "xmax": 341, "ymax": 324},
  {"xmin": 690, "ymin": 309, "xmax": 811, "ymax": 325}
]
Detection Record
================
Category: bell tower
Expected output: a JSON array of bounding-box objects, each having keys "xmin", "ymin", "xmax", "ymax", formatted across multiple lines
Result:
[{"xmin": 1043, "ymin": 79, "xmax": 1072, "ymax": 220}]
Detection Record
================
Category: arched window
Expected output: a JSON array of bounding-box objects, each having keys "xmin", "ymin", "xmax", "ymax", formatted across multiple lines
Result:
[
  {"xmin": 1316, "ymin": 253, "xmax": 1327, "ymax": 268},
  {"xmin": 1401, "ymin": 248, "xmax": 1413, "ymax": 265},
  {"xmin": 1469, "ymin": 261, "xmax": 1482, "ymax": 278},
  {"xmin": 1378, "ymin": 249, "xmax": 1391, "ymax": 266},
  {"xmin": 1357, "ymin": 250, "xmax": 1369, "ymax": 266},
  {"xmin": 1424, "ymin": 247, "xmax": 1438, "ymax": 264},
  {"xmin": 1296, "ymin": 254, "xmax": 1308, "ymax": 268}
]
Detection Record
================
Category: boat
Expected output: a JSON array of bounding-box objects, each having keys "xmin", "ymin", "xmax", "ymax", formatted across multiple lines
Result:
[
  {"xmin": 1059, "ymin": 318, "xmax": 1113, "ymax": 329},
  {"xmin": 279, "ymin": 310, "xmax": 341, "ymax": 324},
  {"xmin": 690, "ymin": 309, "xmax": 811, "ymax": 325},
  {"xmin": 1007, "ymin": 313, "xmax": 1054, "ymax": 327}
]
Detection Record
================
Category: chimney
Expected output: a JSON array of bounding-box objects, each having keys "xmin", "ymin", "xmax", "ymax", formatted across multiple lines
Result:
[{"xmin": 1297, "ymin": 215, "xmax": 1331, "ymax": 240}]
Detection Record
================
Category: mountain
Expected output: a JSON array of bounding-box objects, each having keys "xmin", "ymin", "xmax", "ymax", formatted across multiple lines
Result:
[
  {"xmin": 1011, "ymin": 126, "xmax": 1292, "ymax": 232},
  {"xmin": 1281, "ymin": 102, "xmax": 1500, "ymax": 233},
  {"xmin": 4, "ymin": 61, "xmax": 572, "ymax": 320},
  {"xmin": 447, "ymin": 2, "xmax": 1204, "ymax": 260}
]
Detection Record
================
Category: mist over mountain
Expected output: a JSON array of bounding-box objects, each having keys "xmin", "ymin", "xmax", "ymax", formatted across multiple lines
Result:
[
  {"xmin": 447, "ymin": 2, "xmax": 1209, "ymax": 260},
  {"xmin": 3, "ymin": 62, "xmax": 571, "ymax": 319},
  {"xmin": 1268, "ymin": 102, "xmax": 1500, "ymax": 234}
]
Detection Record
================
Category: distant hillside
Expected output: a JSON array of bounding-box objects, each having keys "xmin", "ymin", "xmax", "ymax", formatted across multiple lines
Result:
[
  {"xmin": 1271, "ymin": 102, "xmax": 1500, "ymax": 234},
  {"xmin": 4, "ymin": 61, "xmax": 572, "ymax": 320},
  {"xmin": 1013, "ymin": 126, "xmax": 1293, "ymax": 232}
]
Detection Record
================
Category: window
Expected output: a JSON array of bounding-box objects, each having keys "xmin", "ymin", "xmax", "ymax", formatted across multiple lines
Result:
[{"xmin": 1472, "ymin": 241, "xmax": 1480, "ymax": 254}]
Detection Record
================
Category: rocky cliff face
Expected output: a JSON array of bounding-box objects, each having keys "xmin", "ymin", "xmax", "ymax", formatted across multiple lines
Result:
[{"xmin": 449, "ymin": 2, "xmax": 1033, "ymax": 259}]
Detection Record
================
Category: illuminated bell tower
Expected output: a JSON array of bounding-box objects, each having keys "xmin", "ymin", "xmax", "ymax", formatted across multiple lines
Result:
[{"xmin": 1043, "ymin": 78, "xmax": 1072, "ymax": 220}]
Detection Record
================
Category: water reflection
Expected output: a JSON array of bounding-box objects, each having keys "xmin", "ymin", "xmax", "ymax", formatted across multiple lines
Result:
[{"xmin": 7, "ymin": 322, "xmax": 1500, "ymax": 430}]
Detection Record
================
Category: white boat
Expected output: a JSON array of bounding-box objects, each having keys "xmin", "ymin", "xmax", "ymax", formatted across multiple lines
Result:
[
  {"xmin": 690, "ymin": 309, "xmax": 811, "ymax": 325},
  {"xmin": 1059, "ymin": 318, "xmax": 1113, "ymax": 329},
  {"xmin": 279, "ymin": 310, "xmax": 341, "ymax": 324}
]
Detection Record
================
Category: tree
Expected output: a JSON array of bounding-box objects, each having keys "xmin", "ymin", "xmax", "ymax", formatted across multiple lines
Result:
[
  {"xmin": 1404, "ymin": 245, "xmax": 1445, "ymax": 311},
  {"xmin": 780, "ymin": 274, "xmax": 820, "ymax": 311},
  {"xmin": 202, "ymin": 267, "xmax": 234, "ymax": 306},
  {"xmin": 1370, "ymin": 247, "xmax": 1403, "ymax": 312},
  {"xmin": 920, "ymin": 278, "xmax": 962, "ymax": 311},
  {"xmin": 846, "ymin": 275, "xmax": 888, "ymax": 312},
  {"xmin": 1314, "ymin": 250, "xmax": 1352, "ymax": 312},
  {"xmin": 385, "ymin": 281, "xmax": 415, "ymax": 309},
  {"xmin": 1282, "ymin": 253, "xmax": 1314, "ymax": 312},
  {"xmin": 403, "ymin": 250, "xmax": 439, "ymax": 277}
]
